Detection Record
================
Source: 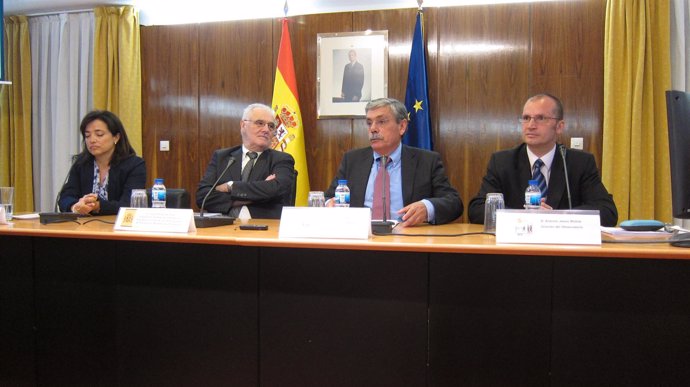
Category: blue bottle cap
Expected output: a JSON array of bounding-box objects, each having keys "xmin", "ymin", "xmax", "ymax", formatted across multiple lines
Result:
[
  {"xmin": 528, "ymin": 179, "xmax": 538, "ymax": 185},
  {"xmin": 155, "ymin": 178, "xmax": 164, "ymax": 184},
  {"xmin": 338, "ymin": 179, "xmax": 347, "ymax": 185}
]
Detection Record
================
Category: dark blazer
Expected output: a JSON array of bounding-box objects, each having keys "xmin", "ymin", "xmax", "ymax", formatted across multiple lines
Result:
[
  {"xmin": 58, "ymin": 155, "xmax": 146, "ymax": 215},
  {"xmin": 196, "ymin": 146, "xmax": 295, "ymax": 219},
  {"xmin": 468, "ymin": 143, "xmax": 618, "ymax": 226},
  {"xmin": 325, "ymin": 145, "xmax": 463, "ymax": 225},
  {"xmin": 341, "ymin": 61, "xmax": 365, "ymax": 101}
]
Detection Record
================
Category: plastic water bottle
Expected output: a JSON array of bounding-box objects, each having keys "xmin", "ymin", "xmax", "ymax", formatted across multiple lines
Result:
[
  {"xmin": 151, "ymin": 178, "xmax": 167, "ymax": 208},
  {"xmin": 334, "ymin": 179, "xmax": 350, "ymax": 207},
  {"xmin": 524, "ymin": 179, "xmax": 541, "ymax": 208}
]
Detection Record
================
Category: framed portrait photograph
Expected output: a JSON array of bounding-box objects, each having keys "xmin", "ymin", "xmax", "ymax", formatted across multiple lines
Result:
[{"xmin": 317, "ymin": 30, "xmax": 388, "ymax": 118}]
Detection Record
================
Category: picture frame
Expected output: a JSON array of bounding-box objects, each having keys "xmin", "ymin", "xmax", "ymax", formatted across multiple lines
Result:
[{"xmin": 317, "ymin": 30, "xmax": 388, "ymax": 118}]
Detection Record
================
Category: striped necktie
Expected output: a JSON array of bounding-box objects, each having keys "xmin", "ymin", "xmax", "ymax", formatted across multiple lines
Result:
[{"xmin": 532, "ymin": 159, "xmax": 547, "ymax": 197}]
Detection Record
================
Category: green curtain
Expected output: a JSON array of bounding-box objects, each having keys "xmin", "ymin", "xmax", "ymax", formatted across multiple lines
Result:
[{"xmin": 602, "ymin": 0, "xmax": 672, "ymax": 222}]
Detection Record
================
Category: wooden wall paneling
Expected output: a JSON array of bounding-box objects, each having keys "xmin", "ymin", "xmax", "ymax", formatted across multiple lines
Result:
[
  {"xmin": 531, "ymin": 0, "xmax": 606, "ymax": 168},
  {"xmin": 285, "ymin": 13, "xmax": 358, "ymax": 192},
  {"xmin": 354, "ymin": 9, "xmax": 418, "ymax": 102},
  {"xmin": 141, "ymin": 25, "xmax": 200, "ymax": 196},
  {"xmin": 466, "ymin": 4, "xmax": 530, "ymax": 215},
  {"xmin": 351, "ymin": 8, "xmax": 421, "ymax": 153},
  {"xmin": 140, "ymin": 2, "xmax": 605, "ymax": 214},
  {"xmin": 436, "ymin": 6, "xmax": 471, "ymax": 216},
  {"xmin": 436, "ymin": 5, "xmax": 531, "ymax": 220},
  {"xmin": 196, "ymin": 20, "xmax": 275, "ymax": 207}
]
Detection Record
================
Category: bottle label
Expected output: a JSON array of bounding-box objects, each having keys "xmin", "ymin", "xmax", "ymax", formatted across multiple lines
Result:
[
  {"xmin": 335, "ymin": 191, "xmax": 350, "ymax": 206},
  {"xmin": 152, "ymin": 189, "xmax": 166, "ymax": 208},
  {"xmin": 525, "ymin": 192, "xmax": 541, "ymax": 206}
]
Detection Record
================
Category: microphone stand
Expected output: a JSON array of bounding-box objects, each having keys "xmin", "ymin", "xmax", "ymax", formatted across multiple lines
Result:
[
  {"xmin": 560, "ymin": 145, "xmax": 572, "ymax": 209},
  {"xmin": 371, "ymin": 155, "xmax": 394, "ymax": 234},
  {"xmin": 195, "ymin": 157, "xmax": 237, "ymax": 228}
]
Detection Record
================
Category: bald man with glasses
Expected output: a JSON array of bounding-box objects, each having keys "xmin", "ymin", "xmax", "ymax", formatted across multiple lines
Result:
[
  {"xmin": 196, "ymin": 103, "xmax": 295, "ymax": 219},
  {"xmin": 468, "ymin": 93, "xmax": 618, "ymax": 227}
]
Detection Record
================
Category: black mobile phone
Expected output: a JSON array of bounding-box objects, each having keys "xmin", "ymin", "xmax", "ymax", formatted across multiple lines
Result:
[{"xmin": 239, "ymin": 224, "xmax": 269, "ymax": 231}]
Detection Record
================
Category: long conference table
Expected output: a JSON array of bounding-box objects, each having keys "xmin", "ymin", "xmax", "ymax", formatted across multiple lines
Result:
[{"xmin": 2, "ymin": 216, "xmax": 690, "ymax": 386}]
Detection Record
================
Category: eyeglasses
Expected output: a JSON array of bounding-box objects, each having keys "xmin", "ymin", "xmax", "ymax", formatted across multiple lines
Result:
[
  {"xmin": 243, "ymin": 119, "xmax": 276, "ymax": 130},
  {"xmin": 519, "ymin": 115, "xmax": 561, "ymax": 124}
]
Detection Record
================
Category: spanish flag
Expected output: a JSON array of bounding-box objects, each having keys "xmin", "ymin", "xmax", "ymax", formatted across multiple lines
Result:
[{"xmin": 272, "ymin": 18, "xmax": 310, "ymax": 206}]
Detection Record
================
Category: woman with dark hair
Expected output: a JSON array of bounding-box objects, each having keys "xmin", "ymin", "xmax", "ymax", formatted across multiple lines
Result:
[{"xmin": 58, "ymin": 110, "xmax": 146, "ymax": 215}]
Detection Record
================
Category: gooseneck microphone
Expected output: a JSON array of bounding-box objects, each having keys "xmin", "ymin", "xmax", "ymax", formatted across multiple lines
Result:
[
  {"xmin": 54, "ymin": 169, "xmax": 72, "ymax": 212},
  {"xmin": 559, "ymin": 144, "xmax": 572, "ymax": 209},
  {"xmin": 371, "ymin": 155, "xmax": 394, "ymax": 234},
  {"xmin": 53, "ymin": 154, "xmax": 80, "ymax": 212},
  {"xmin": 40, "ymin": 155, "xmax": 84, "ymax": 224},
  {"xmin": 195, "ymin": 156, "xmax": 237, "ymax": 228}
]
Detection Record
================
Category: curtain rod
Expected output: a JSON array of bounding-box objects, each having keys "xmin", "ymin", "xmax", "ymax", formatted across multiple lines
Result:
[{"xmin": 24, "ymin": 8, "xmax": 95, "ymax": 17}]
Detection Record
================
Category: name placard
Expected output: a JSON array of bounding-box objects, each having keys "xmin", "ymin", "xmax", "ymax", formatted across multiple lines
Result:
[
  {"xmin": 114, "ymin": 208, "xmax": 196, "ymax": 233},
  {"xmin": 279, "ymin": 207, "xmax": 371, "ymax": 240},
  {"xmin": 495, "ymin": 209, "xmax": 601, "ymax": 245}
]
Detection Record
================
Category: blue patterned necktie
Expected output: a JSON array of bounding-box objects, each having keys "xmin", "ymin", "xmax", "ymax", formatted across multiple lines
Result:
[{"xmin": 532, "ymin": 159, "xmax": 547, "ymax": 197}]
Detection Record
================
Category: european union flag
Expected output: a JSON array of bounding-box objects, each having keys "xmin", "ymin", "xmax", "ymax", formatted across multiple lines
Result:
[{"xmin": 403, "ymin": 10, "xmax": 432, "ymax": 150}]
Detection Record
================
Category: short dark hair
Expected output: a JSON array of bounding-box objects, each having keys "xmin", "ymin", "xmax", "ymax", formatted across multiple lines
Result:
[
  {"xmin": 76, "ymin": 110, "xmax": 137, "ymax": 166},
  {"xmin": 526, "ymin": 93, "xmax": 564, "ymax": 119},
  {"xmin": 365, "ymin": 98, "xmax": 408, "ymax": 123}
]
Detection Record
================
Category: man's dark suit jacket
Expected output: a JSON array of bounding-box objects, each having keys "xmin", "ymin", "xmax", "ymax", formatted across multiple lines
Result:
[
  {"xmin": 341, "ymin": 61, "xmax": 364, "ymax": 102},
  {"xmin": 196, "ymin": 146, "xmax": 295, "ymax": 219},
  {"xmin": 468, "ymin": 143, "xmax": 618, "ymax": 226},
  {"xmin": 58, "ymin": 155, "xmax": 146, "ymax": 215},
  {"xmin": 325, "ymin": 145, "xmax": 463, "ymax": 225}
]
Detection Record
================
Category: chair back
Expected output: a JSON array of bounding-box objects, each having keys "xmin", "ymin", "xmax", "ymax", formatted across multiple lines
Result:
[
  {"xmin": 146, "ymin": 188, "xmax": 191, "ymax": 209},
  {"xmin": 283, "ymin": 170, "xmax": 298, "ymax": 206}
]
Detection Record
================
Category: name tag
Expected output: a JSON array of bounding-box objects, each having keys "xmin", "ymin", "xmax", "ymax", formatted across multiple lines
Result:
[
  {"xmin": 496, "ymin": 209, "xmax": 601, "ymax": 245},
  {"xmin": 115, "ymin": 208, "xmax": 196, "ymax": 233},
  {"xmin": 279, "ymin": 207, "xmax": 371, "ymax": 240}
]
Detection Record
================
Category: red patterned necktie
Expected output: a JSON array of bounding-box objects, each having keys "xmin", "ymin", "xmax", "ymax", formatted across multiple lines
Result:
[{"xmin": 372, "ymin": 156, "xmax": 390, "ymax": 220}]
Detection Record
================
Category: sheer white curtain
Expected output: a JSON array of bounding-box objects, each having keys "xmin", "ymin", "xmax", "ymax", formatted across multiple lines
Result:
[
  {"xmin": 30, "ymin": 12, "xmax": 93, "ymax": 212},
  {"xmin": 671, "ymin": 0, "xmax": 689, "ymax": 90}
]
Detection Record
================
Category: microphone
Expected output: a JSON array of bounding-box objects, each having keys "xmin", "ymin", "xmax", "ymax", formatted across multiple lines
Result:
[
  {"xmin": 195, "ymin": 156, "xmax": 237, "ymax": 228},
  {"xmin": 53, "ymin": 156, "xmax": 77, "ymax": 212},
  {"xmin": 371, "ymin": 155, "xmax": 394, "ymax": 234},
  {"xmin": 40, "ymin": 155, "xmax": 84, "ymax": 224},
  {"xmin": 559, "ymin": 144, "xmax": 572, "ymax": 209}
]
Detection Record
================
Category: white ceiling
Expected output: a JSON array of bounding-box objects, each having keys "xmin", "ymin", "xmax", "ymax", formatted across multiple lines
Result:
[{"xmin": 4, "ymin": 0, "xmax": 556, "ymax": 25}]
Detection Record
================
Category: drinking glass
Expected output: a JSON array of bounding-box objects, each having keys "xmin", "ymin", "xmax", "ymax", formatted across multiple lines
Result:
[
  {"xmin": 130, "ymin": 189, "xmax": 148, "ymax": 208},
  {"xmin": 0, "ymin": 187, "xmax": 14, "ymax": 221},
  {"xmin": 308, "ymin": 191, "xmax": 326, "ymax": 207},
  {"xmin": 484, "ymin": 193, "xmax": 505, "ymax": 233}
]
